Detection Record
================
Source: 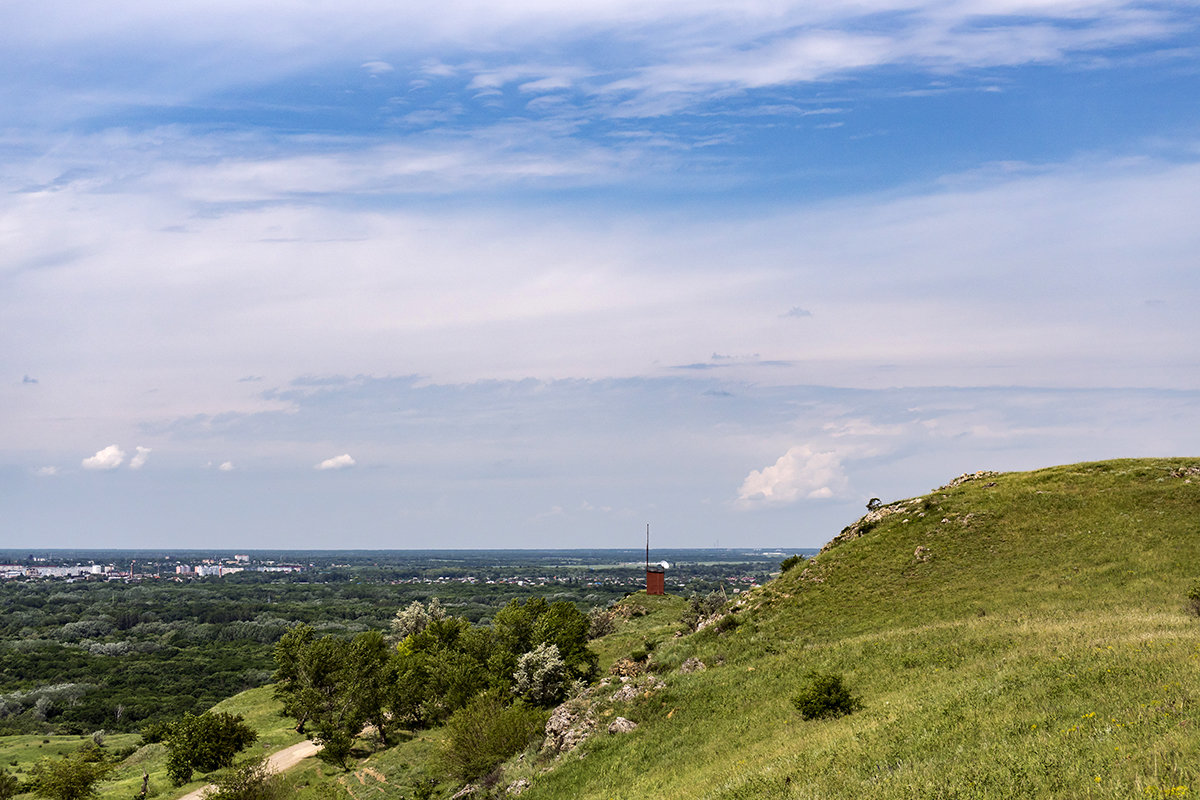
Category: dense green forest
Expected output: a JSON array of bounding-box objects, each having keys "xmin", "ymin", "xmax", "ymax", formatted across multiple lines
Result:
[{"xmin": 0, "ymin": 550, "xmax": 782, "ymax": 736}]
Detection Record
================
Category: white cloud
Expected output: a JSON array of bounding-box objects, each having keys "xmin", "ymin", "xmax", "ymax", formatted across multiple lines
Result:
[
  {"xmin": 315, "ymin": 453, "xmax": 356, "ymax": 470},
  {"xmin": 82, "ymin": 445, "xmax": 125, "ymax": 470},
  {"xmin": 737, "ymin": 445, "xmax": 849, "ymax": 506},
  {"xmin": 218, "ymin": 460, "xmax": 236, "ymax": 471},
  {"xmin": 129, "ymin": 446, "xmax": 151, "ymax": 469},
  {"xmin": 34, "ymin": 466, "xmax": 58, "ymax": 477}
]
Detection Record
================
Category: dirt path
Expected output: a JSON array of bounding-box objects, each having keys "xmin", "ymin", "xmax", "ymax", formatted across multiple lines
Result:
[{"xmin": 174, "ymin": 739, "xmax": 323, "ymax": 800}]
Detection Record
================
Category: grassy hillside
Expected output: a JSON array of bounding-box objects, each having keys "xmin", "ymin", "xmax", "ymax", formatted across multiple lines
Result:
[{"xmin": 520, "ymin": 458, "xmax": 1200, "ymax": 799}]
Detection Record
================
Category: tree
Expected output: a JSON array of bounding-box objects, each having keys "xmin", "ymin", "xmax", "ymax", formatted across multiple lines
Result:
[
  {"xmin": 27, "ymin": 756, "xmax": 113, "ymax": 800},
  {"xmin": 512, "ymin": 643, "xmax": 569, "ymax": 706},
  {"xmin": 342, "ymin": 630, "xmax": 397, "ymax": 747},
  {"xmin": 388, "ymin": 598, "xmax": 445, "ymax": 643},
  {"xmin": 272, "ymin": 624, "xmax": 317, "ymax": 732},
  {"xmin": 165, "ymin": 712, "xmax": 258, "ymax": 785}
]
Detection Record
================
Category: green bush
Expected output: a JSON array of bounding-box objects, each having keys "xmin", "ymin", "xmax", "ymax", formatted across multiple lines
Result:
[
  {"xmin": 682, "ymin": 592, "xmax": 726, "ymax": 632},
  {"xmin": 164, "ymin": 712, "xmax": 257, "ymax": 785},
  {"xmin": 442, "ymin": 695, "xmax": 547, "ymax": 781},
  {"xmin": 0, "ymin": 767, "xmax": 18, "ymax": 800},
  {"xmin": 27, "ymin": 756, "xmax": 114, "ymax": 800},
  {"xmin": 779, "ymin": 555, "xmax": 805, "ymax": 573},
  {"xmin": 203, "ymin": 757, "xmax": 286, "ymax": 800},
  {"xmin": 791, "ymin": 671, "xmax": 862, "ymax": 720},
  {"xmin": 1187, "ymin": 582, "xmax": 1200, "ymax": 617}
]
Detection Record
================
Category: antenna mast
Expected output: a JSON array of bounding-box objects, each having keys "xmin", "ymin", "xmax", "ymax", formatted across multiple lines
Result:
[{"xmin": 645, "ymin": 523, "xmax": 650, "ymax": 571}]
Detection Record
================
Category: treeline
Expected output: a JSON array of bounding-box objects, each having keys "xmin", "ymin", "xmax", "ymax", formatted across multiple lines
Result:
[
  {"xmin": 273, "ymin": 597, "xmax": 596, "ymax": 769},
  {"xmin": 0, "ymin": 577, "xmax": 627, "ymax": 736}
]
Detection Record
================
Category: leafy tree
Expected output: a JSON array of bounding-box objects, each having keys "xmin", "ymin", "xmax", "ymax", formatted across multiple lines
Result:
[
  {"xmin": 512, "ymin": 643, "xmax": 569, "ymax": 706},
  {"xmin": 342, "ymin": 630, "xmax": 397, "ymax": 746},
  {"xmin": 27, "ymin": 756, "xmax": 114, "ymax": 800},
  {"xmin": 165, "ymin": 712, "xmax": 258, "ymax": 785},
  {"xmin": 272, "ymin": 624, "xmax": 317, "ymax": 732},
  {"xmin": 388, "ymin": 598, "xmax": 445, "ymax": 643}
]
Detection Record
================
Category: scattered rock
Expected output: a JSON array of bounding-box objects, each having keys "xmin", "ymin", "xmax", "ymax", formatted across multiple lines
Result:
[
  {"xmin": 679, "ymin": 657, "xmax": 707, "ymax": 674},
  {"xmin": 914, "ymin": 545, "xmax": 931, "ymax": 562},
  {"xmin": 1171, "ymin": 465, "xmax": 1200, "ymax": 479},
  {"xmin": 543, "ymin": 700, "xmax": 597, "ymax": 756},
  {"xmin": 820, "ymin": 500, "xmax": 914, "ymax": 553},
  {"xmin": 611, "ymin": 675, "xmax": 666, "ymax": 703},
  {"xmin": 451, "ymin": 785, "xmax": 477, "ymax": 799},
  {"xmin": 609, "ymin": 658, "xmax": 645, "ymax": 678},
  {"xmin": 506, "ymin": 779, "xmax": 530, "ymax": 795},
  {"xmin": 608, "ymin": 717, "xmax": 638, "ymax": 734},
  {"xmin": 939, "ymin": 470, "xmax": 999, "ymax": 489}
]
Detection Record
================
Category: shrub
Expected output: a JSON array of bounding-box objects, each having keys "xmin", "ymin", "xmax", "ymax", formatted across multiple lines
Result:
[
  {"xmin": 1188, "ymin": 582, "xmax": 1200, "ymax": 617},
  {"xmin": 27, "ymin": 756, "xmax": 114, "ymax": 800},
  {"xmin": 201, "ymin": 757, "xmax": 286, "ymax": 800},
  {"xmin": 586, "ymin": 607, "xmax": 617, "ymax": 640},
  {"xmin": 779, "ymin": 555, "xmax": 805, "ymax": 573},
  {"xmin": 682, "ymin": 592, "xmax": 726, "ymax": 632},
  {"xmin": 164, "ymin": 712, "xmax": 257, "ymax": 785},
  {"xmin": 442, "ymin": 695, "xmax": 546, "ymax": 781},
  {"xmin": 138, "ymin": 721, "xmax": 170, "ymax": 745},
  {"xmin": 0, "ymin": 767, "xmax": 18, "ymax": 800},
  {"xmin": 791, "ymin": 671, "xmax": 862, "ymax": 720}
]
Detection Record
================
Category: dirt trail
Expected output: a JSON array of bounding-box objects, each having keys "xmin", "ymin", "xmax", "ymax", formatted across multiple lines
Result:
[{"xmin": 174, "ymin": 739, "xmax": 323, "ymax": 800}]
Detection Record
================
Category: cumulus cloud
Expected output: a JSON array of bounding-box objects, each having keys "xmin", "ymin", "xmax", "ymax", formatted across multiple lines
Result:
[
  {"xmin": 315, "ymin": 453, "xmax": 356, "ymax": 470},
  {"xmin": 34, "ymin": 466, "xmax": 58, "ymax": 477},
  {"xmin": 218, "ymin": 461, "xmax": 236, "ymax": 471},
  {"xmin": 129, "ymin": 446, "xmax": 152, "ymax": 469},
  {"xmin": 784, "ymin": 306, "xmax": 812, "ymax": 318},
  {"xmin": 737, "ymin": 445, "xmax": 848, "ymax": 506},
  {"xmin": 82, "ymin": 445, "xmax": 125, "ymax": 470}
]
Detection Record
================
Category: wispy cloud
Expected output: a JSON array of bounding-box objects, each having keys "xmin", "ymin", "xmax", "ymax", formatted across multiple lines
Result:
[{"xmin": 129, "ymin": 446, "xmax": 151, "ymax": 469}]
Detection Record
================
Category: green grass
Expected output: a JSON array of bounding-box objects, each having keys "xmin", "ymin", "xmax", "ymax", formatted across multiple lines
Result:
[
  {"xmin": 0, "ymin": 685, "xmax": 306, "ymax": 799},
  {"xmin": 515, "ymin": 458, "xmax": 1200, "ymax": 799},
  {"xmin": 8, "ymin": 458, "xmax": 1199, "ymax": 799},
  {"xmin": 591, "ymin": 593, "xmax": 688, "ymax": 673}
]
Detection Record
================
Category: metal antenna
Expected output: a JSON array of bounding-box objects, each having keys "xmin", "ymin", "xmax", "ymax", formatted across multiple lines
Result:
[{"xmin": 645, "ymin": 523, "xmax": 650, "ymax": 571}]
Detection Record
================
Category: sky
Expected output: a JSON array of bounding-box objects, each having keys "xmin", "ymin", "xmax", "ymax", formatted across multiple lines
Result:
[{"xmin": 3, "ymin": 0, "xmax": 1200, "ymax": 550}]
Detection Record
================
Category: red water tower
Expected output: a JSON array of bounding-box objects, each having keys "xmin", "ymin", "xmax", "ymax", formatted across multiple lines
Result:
[{"xmin": 646, "ymin": 564, "xmax": 665, "ymax": 595}]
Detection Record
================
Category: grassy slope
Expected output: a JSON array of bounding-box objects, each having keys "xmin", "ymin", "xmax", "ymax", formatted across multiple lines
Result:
[
  {"xmin": 0, "ymin": 685, "xmax": 304, "ymax": 799},
  {"xmin": 521, "ymin": 458, "xmax": 1200, "ymax": 799}
]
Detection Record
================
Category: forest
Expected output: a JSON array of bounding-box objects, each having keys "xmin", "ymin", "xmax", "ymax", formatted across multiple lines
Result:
[{"xmin": 0, "ymin": 549, "xmax": 782, "ymax": 736}]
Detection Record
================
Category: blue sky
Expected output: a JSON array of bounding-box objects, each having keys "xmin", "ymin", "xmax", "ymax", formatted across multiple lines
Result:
[{"xmin": 3, "ymin": 0, "xmax": 1200, "ymax": 549}]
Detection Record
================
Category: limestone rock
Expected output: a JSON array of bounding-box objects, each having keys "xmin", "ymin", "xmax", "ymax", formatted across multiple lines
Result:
[{"xmin": 608, "ymin": 717, "xmax": 638, "ymax": 734}]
